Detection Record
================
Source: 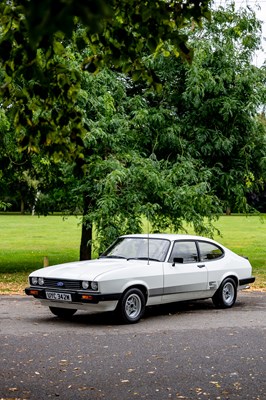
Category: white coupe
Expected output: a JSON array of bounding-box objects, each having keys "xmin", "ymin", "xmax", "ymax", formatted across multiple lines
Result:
[{"xmin": 25, "ymin": 234, "xmax": 255, "ymax": 323}]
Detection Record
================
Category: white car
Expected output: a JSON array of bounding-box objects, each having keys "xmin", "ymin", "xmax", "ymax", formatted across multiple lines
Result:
[{"xmin": 25, "ymin": 234, "xmax": 255, "ymax": 323}]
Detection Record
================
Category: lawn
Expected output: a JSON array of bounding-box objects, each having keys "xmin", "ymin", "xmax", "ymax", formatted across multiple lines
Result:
[
  {"xmin": 212, "ymin": 215, "xmax": 266, "ymax": 289},
  {"xmin": 0, "ymin": 214, "xmax": 265, "ymax": 294},
  {"xmin": 0, "ymin": 214, "xmax": 82, "ymax": 293}
]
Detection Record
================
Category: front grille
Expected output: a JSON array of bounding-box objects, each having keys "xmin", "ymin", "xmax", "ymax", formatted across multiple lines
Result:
[{"xmin": 43, "ymin": 278, "xmax": 81, "ymax": 290}]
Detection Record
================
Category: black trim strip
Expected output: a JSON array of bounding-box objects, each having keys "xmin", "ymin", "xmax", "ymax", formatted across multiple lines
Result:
[{"xmin": 239, "ymin": 277, "xmax": 255, "ymax": 285}]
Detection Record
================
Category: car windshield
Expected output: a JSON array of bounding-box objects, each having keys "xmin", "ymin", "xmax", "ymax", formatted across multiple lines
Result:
[{"xmin": 100, "ymin": 237, "xmax": 170, "ymax": 262}]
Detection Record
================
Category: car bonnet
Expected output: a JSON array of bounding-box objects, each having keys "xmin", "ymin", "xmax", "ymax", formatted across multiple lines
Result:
[{"xmin": 29, "ymin": 258, "xmax": 131, "ymax": 281}]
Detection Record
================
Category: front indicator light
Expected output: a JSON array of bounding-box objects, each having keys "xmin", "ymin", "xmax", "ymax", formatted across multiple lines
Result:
[
  {"xmin": 82, "ymin": 295, "xmax": 93, "ymax": 300},
  {"xmin": 29, "ymin": 290, "xmax": 40, "ymax": 296}
]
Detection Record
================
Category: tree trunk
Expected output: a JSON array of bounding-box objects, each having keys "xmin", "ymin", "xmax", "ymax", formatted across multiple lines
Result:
[
  {"xmin": 80, "ymin": 219, "xmax": 92, "ymax": 260},
  {"xmin": 226, "ymin": 206, "xmax": 231, "ymax": 216},
  {"xmin": 79, "ymin": 193, "xmax": 93, "ymax": 260},
  {"xmin": 20, "ymin": 197, "xmax": 25, "ymax": 214}
]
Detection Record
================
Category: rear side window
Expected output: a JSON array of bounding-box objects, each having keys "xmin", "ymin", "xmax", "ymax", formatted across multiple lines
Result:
[
  {"xmin": 169, "ymin": 241, "xmax": 198, "ymax": 263},
  {"xmin": 198, "ymin": 241, "xmax": 224, "ymax": 261}
]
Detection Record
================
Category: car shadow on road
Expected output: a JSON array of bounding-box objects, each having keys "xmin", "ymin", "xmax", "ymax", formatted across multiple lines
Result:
[{"xmin": 39, "ymin": 298, "xmax": 243, "ymax": 327}]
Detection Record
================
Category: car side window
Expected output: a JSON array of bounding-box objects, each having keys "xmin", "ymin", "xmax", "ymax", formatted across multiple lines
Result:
[
  {"xmin": 198, "ymin": 241, "xmax": 224, "ymax": 261},
  {"xmin": 169, "ymin": 241, "xmax": 198, "ymax": 263}
]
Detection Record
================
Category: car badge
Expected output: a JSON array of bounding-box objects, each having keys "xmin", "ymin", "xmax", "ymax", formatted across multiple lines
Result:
[{"xmin": 56, "ymin": 282, "xmax": 64, "ymax": 287}]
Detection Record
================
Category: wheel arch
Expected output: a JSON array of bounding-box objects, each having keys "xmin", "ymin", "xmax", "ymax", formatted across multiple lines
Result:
[
  {"xmin": 121, "ymin": 283, "xmax": 149, "ymax": 304},
  {"xmin": 219, "ymin": 273, "xmax": 239, "ymax": 289},
  {"xmin": 212, "ymin": 275, "xmax": 238, "ymax": 309}
]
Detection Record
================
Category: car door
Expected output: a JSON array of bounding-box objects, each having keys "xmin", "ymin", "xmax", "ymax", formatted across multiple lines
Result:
[
  {"xmin": 162, "ymin": 240, "xmax": 208, "ymax": 303},
  {"xmin": 197, "ymin": 240, "xmax": 226, "ymax": 293}
]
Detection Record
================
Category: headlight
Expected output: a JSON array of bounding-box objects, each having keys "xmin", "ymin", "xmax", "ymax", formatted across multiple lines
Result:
[
  {"xmin": 82, "ymin": 281, "xmax": 89, "ymax": 289},
  {"xmin": 91, "ymin": 281, "xmax": 98, "ymax": 291},
  {"xmin": 81, "ymin": 281, "xmax": 98, "ymax": 290},
  {"xmin": 38, "ymin": 277, "xmax": 44, "ymax": 286},
  {"xmin": 31, "ymin": 277, "xmax": 38, "ymax": 285}
]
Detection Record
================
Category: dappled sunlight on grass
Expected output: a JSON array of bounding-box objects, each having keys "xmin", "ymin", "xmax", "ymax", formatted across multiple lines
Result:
[{"xmin": 0, "ymin": 273, "xmax": 28, "ymax": 295}]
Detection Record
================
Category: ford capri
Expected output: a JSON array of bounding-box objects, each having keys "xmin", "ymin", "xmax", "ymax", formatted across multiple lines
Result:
[{"xmin": 25, "ymin": 234, "xmax": 255, "ymax": 323}]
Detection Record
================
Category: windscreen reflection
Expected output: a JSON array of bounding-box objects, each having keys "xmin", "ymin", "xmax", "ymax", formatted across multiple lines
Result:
[{"xmin": 100, "ymin": 237, "xmax": 170, "ymax": 262}]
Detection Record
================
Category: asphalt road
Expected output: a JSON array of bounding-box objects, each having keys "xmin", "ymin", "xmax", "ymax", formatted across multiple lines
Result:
[{"xmin": 0, "ymin": 291, "xmax": 265, "ymax": 400}]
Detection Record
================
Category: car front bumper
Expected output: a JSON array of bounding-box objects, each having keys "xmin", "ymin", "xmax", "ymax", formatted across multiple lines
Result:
[{"xmin": 25, "ymin": 287, "xmax": 121, "ymax": 312}]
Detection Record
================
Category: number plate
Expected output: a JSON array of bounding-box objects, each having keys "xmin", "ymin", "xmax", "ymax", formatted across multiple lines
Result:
[{"xmin": 46, "ymin": 292, "xmax": 72, "ymax": 301}]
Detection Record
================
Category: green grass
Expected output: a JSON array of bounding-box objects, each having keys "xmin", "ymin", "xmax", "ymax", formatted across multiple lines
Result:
[
  {"xmin": 212, "ymin": 215, "xmax": 266, "ymax": 288},
  {"xmin": 0, "ymin": 215, "xmax": 81, "ymax": 273},
  {"xmin": 0, "ymin": 215, "xmax": 82, "ymax": 293},
  {"xmin": 0, "ymin": 214, "xmax": 265, "ymax": 293}
]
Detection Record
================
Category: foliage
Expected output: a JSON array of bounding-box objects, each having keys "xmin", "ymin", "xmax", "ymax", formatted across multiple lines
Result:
[
  {"xmin": 83, "ymin": 152, "xmax": 221, "ymax": 253},
  {"xmin": 186, "ymin": 5, "xmax": 266, "ymax": 212},
  {"xmin": 147, "ymin": 4, "xmax": 266, "ymax": 214},
  {"xmin": 0, "ymin": 0, "xmax": 211, "ymax": 60},
  {"xmin": 31, "ymin": 68, "xmax": 221, "ymax": 255},
  {"xmin": 0, "ymin": 126, "xmax": 61, "ymax": 213},
  {"xmin": 0, "ymin": 201, "xmax": 10, "ymax": 211},
  {"xmin": 0, "ymin": 0, "xmax": 211, "ymax": 158},
  {"xmin": 0, "ymin": 3, "xmax": 266, "ymax": 258}
]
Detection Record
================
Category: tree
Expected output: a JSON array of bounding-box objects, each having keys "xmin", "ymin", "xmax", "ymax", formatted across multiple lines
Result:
[
  {"xmin": 0, "ymin": 1, "xmax": 212, "ymax": 158},
  {"xmin": 145, "ymin": 4, "xmax": 266, "ymax": 214},
  {"xmin": 45, "ymin": 68, "xmax": 222, "ymax": 259},
  {"xmin": 185, "ymin": 4, "xmax": 266, "ymax": 213},
  {"xmin": 1, "ymin": 3, "xmax": 265, "ymax": 261}
]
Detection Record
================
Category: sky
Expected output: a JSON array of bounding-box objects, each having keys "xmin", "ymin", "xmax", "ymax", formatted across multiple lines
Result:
[{"xmin": 212, "ymin": 0, "xmax": 266, "ymax": 66}]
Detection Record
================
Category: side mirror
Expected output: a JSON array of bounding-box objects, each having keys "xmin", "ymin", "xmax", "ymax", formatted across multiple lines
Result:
[{"xmin": 172, "ymin": 257, "xmax": 184, "ymax": 266}]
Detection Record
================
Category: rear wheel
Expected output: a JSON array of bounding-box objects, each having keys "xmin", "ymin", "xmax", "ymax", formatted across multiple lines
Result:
[
  {"xmin": 49, "ymin": 307, "xmax": 77, "ymax": 319},
  {"xmin": 212, "ymin": 278, "xmax": 237, "ymax": 308},
  {"xmin": 117, "ymin": 288, "xmax": 146, "ymax": 324}
]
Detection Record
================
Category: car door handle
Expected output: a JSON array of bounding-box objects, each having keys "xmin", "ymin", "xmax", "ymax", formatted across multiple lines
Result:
[{"xmin": 197, "ymin": 264, "xmax": 205, "ymax": 268}]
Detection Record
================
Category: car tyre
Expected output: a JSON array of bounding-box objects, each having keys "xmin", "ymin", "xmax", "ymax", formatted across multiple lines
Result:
[
  {"xmin": 117, "ymin": 288, "xmax": 146, "ymax": 324},
  {"xmin": 49, "ymin": 306, "xmax": 77, "ymax": 319},
  {"xmin": 212, "ymin": 278, "xmax": 237, "ymax": 308}
]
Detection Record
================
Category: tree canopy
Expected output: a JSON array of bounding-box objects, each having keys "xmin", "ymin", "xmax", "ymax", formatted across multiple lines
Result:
[
  {"xmin": 0, "ymin": 2, "xmax": 266, "ymax": 259},
  {"xmin": 0, "ymin": 1, "xmax": 212, "ymax": 59},
  {"xmin": 0, "ymin": 0, "xmax": 211, "ymax": 158}
]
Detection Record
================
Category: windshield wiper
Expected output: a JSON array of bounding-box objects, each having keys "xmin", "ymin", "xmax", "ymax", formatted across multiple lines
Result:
[
  {"xmin": 99, "ymin": 255, "xmax": 127, "ymax": 259},
  {"xmin": 127, "ymin": 257, "xmax": 160, "ymax": 262}
]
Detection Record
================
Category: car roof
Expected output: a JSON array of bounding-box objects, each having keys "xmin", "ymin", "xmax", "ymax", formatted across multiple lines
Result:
[{"xmin": 121, "ymin": 233, "xmax": 217, "ymax": 243}]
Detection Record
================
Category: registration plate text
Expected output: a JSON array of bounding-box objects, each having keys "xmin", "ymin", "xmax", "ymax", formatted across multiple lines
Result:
[{"xmin": 46, "ymin": 292, "xmax": 72, "ymax": 301}]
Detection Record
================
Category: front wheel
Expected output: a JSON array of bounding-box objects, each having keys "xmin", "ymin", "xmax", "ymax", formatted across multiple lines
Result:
[
  {"xmin": 212, "ymin": 278, "xmax": 237, "ymax": 308},
  {"xmin": 117, "ymin": 288, "xmax": 146, "ymax": 324},
  {"xmin": 49, "ymin": 307, "xmax": 77, "ymax": 319}
]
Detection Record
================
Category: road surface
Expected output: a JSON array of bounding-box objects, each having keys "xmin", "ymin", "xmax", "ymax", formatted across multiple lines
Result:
[{"xmin": 0, "ymin": 291, "xmax": 265, "ymax": 399}]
